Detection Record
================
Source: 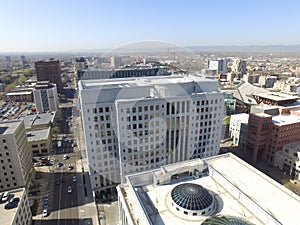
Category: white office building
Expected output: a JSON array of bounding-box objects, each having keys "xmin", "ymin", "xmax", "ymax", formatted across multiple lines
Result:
[
  {"xmin": 229, "ymin": 113, "xmax": 249, "ymax": 147},
  {"xmin": 78, "ymin": 75, "xmax": 224, "ymax": 194},
  {"xmin": 33, "ymin": 81, "xmax": 58, "ymax": 113},
  {"xmin": 208, "ymin": 59, "xmax": 227, "ymax": 75}
]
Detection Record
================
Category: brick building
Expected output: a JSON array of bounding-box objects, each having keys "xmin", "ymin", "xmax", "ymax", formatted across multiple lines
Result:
[
  {"xmin": 245, "ymin": 105, "xmax": 300, "ymax": 164},
  {"xmin": 35, "ymin": 59, "xmax": 62, "ymax": 93}
]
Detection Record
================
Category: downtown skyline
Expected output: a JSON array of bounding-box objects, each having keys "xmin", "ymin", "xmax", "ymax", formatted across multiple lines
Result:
[{"xmin": 0, "ymin": 0, "xmax": 300, "ymax": 52}]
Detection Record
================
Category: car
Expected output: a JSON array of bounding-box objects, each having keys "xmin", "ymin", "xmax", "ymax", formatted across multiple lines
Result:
[
  {"xmin": 34, "ymin": 162, "xmax": 41, "ymax": 167},
  {"xmin": 57, "ymin": 162, "xmax": 63, "ymax": 168},
  {"xmin": 44, "ymin": 194, "xmax": 48, "ymax": 202},
  {"xmin": 72, "ymin": 175, "xmax": 77, "ymax": 182},
  {"xmin": 63, "ymin": 154, "xmax": 68, "ymax": 160},
  {"xmin": 42, "ymin": 209, "xmax": 48, "ymax": 217},
  {"xmin": 43, "ymin": 201, "xmax": 48, "ymax": 209},
  {"xmin": 55, "ymin": 178, "xmax": 61, "ymax": 185},
  {"xmin": 1, "ymin": 191, "xmax": 9, "ymax": 202},
  {"xmin": 9, "ymin": 197, "xmax": 20, "ymax": 203},
  {"xmin": 4, "ymin": 201, "xmax": 18, "ymax": 209},
  {"xmin": 67, "ymin": 186, "xmax": 72, "ymax": 193},
  {"xmin": 68, "ymin": 165, "xmax": 74, "ymax": 170}
]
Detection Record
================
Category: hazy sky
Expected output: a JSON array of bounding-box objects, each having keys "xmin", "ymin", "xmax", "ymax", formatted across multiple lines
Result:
[{"xmin": 0, "ymin": 0, "xmax": 300, "ymax": 52}]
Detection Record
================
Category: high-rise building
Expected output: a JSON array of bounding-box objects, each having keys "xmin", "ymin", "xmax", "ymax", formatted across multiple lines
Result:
[
  {"xmin": 35, "ymin": 59, "xmax": 62, "ymax": 93},
  {"xmin": 231, "ymin": 58, "xmax": 247, "ymax": 74},
  {"xmin": 79, "ymin": 75, "xmax": 224, "ymax": 195},
  {"xmin": 110, "ymin": 56, "xmax": 123, "ymax": 68},
  {"xmin": 117, "ymin": 153, "xmax": 300, "ymax": 225},
  {"xmin": 33, "ymin": 81, "xmax": 59, "ymax": 113},
  {"xmin": 0, "ymin": 120, "xmax": 32, "ymax": 192},
  {"xmin": 208, "ymin": 58, "xmax": 227, "ymax": 75}
]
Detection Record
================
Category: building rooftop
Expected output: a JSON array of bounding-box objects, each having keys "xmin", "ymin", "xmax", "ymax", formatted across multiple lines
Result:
[
  {"xmin": 272, "ymin": 114, "xmax": 300, "ymax": 126},
  {"xmin": 253, "ymin": 92, "xmax": 300, "ymax": 103},
  {"xmin": 0, "ymin": 120, "xmax": 22, "ymax": 135},
  {"xmin": 118, "ymin": 153, "xmax": 300, "ymax": 225},
  {"xmin": 0, "ymin": 188, "xmax": 25, "ymax": 225},
  {"xmin": 79, "ymin": 75, "xmax": 218, "ymax": 90},
  {"xmin": 230, "ymin": 113, "xmax": 249, "ymax": 123},
  {"xmin": 26, "ymin": 127, "xmax": 50, "ymax": 141},
  {"xmin": 18, "ymin": 112, "xmax": 55, "ymax": 130}
]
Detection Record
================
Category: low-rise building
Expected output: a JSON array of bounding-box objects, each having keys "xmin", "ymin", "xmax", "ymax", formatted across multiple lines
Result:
[
  {"xmin": 0, "ymin": 188, "xmax": 32, "ymax": 225},
  {"xmin": 117, "ymin": 153, "xmax": 300, "ymax": 225},
  {"xmin": 27, "ymin": 127, "xmax": 51, "ymax": 155},
  {"xmin": 274, "ymin": 142, "xmax": 300, "ymax": 180}
]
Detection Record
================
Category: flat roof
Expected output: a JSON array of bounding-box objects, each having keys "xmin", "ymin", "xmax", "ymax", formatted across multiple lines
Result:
[
  {"xmin": 253, "ymin": 92, "xmax": 300, "ymax": 102},
  {"xmin": 120, "ymin": 153, "xmax": 300, "ymax": 225},
  {"xmin": 272, "ymin": 114, "xmax": 300, "ymax": 126},
  {"xmin": 27, "ymin": 127, "xmax": 50, "ymax": 141},
  {"xmin": 18, "ymin": 112, "xmax": 55, "ymax": 129},
  {"xmin": 0, "ymin": 188, "xmax": 25, "ymax": 225},
  {"xmin": 205, "ymin": 154, "xmax": 300, "ymax": 225},
  {"xmin": 79, "ymin": 74, "xmax": 217, "ymax": 90},
  {"xmin": 0, "ymin": 120, "xmax": 22, "ymax": 135},
  {"xmin": 230, "ymin": 113, "xmax": 249, "ymax": 123},
  {"xmin": 6, "ymin": 91, "xmax": 32, "ymax": 96}
]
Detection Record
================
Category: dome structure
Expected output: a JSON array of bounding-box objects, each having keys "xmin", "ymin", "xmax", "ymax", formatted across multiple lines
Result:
[
  {"xmin": 202, "ymin": 216, "xmax": 253, "ymax": 225},
  {"xmin": 170, "ymin": 183, "xmax": 215, "ymax": 216}
]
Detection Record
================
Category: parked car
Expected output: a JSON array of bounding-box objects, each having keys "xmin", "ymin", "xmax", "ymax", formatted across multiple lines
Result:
[
  {"xmin": 42, "ymin": 209, "xmax": 48, "ymax": 217},
  {"xmin": 67, "ymin": 186, "xmax": 72, "ymax": 193},
  {"xmin": 57, "ymin": 162, "xmax": 63, "ymax": 168},
  {"xmin": 72, "ymin": 175, "xmax": 77, "ymax": 182},
  {"xmin": 63, "ymin": 154, "xmax": 68, "ymax": 160},
  {"xmin": 4, "ymin": 201, "xmax": 18, "ymax": 209},
  {"xmin": 1, "ymin": 191, "xmax": 9, "ymax": 202},
  {"xmin": 68, "ymin": 165, "xmax": 73, "ymax": 170}
]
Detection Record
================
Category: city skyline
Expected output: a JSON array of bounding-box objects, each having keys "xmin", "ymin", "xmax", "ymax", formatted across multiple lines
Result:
[{"xmin": 1, "ymin": 0, "xmax": 300, "ymax": 52}]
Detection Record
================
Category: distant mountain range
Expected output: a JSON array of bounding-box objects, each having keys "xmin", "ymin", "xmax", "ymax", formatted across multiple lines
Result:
[
  {"xmin": 186, "ymin": 44, "xmax": 300, "ymax": 53},
  {"xmin": 2, "ymin": 44, "xmax": 300, "ymax": 55}
]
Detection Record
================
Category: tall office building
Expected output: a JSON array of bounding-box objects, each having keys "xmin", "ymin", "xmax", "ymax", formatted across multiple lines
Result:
[
  {"xmin": 0, "ymin": 120, "xmax": 32, "ymax": 192},
  {"xmin": 208, "ymin": 58, "xmax": 227, "ymax": 75},
  {"xmin": 33, "ymin": 81, "xmax": 59, "ymax": 113},
  {"xmin": 231, "ymin": 58, "xmax": 247, "ymax": 74},
  {"xmin": 79, "ymin": 75, "xmax": 224, "ymax": 195},
  {"xmin": 35, "ymin": 59, "xmax": 63, "ymax": 93}
]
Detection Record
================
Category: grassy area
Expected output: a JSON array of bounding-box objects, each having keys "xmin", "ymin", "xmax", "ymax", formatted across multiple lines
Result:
[
  {"xmin": 222, "ymin": 116, "xmax": 231, "ymax": 125},
  {"xmin": 281, "ymin": 179, "xmax": 300, "ymax": 194}
]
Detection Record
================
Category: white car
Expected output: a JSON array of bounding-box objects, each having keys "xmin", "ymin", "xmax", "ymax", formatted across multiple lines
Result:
[
  {"xmin": 42, "ymin": 209, "xmax": 48, "ymax": 217},
  {"xmin": 1, "ymin": 191, "xmax": 9, "ymax": 202},
  {"xmin": 63, "ymin": 154, "xmax": 68, "ymax": 160},
  {"xmin": 67, "ymin": 186, "xmax": 72, "ymax": 193}
]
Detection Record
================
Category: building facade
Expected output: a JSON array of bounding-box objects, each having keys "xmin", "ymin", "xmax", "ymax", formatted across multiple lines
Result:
[
  {"xmin": 33, "ymin": 81, "xmax": 59, "ymax": 113},
  {"xmin": 0, "ymin": 188, "xmax": 32, "ymax": 225},
  {"xmin": 0, "ymin": 120, "xmax": 32, "ymax": 192},
  {"xmin": 245, "ymin": 105, "xmax": 300, "ymax": 164},
  {"xmin": 208, "ymin": 59, "xmax": 227, "ymax": 75},
  {"xmin": 79, "ymin": 75, "xmax": 224, "ymax": 195},
  {"xmin": 274, "ymin": 142, "xmax": 300, "ymax": 180},
  {"xmin": 229, "ymin": 113, "xmax": 249, "ymax": 147},
  {"xmin": 35, "ymin": 59, "xmax": 62, "ymax": 93}
]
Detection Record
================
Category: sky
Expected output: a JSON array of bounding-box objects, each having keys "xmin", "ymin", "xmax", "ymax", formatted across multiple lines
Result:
[{"xmin": 0, "ymin": 0, "xmax": 300, "ymax": 52}]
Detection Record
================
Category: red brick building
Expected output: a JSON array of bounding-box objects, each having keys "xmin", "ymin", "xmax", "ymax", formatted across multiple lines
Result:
[
  {"xmin": 245, "ymin": 105, "xmax": 300, "ymax": 164},
  {"xmin": 35, "ymin": 60, "xmax": 62, "ymax": 93}
]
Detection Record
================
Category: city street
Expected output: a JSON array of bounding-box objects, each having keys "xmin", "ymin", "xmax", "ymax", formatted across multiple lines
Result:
[{"xmin": 32, "ymin": 89, "xmax": 98, "ymax": 225}]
